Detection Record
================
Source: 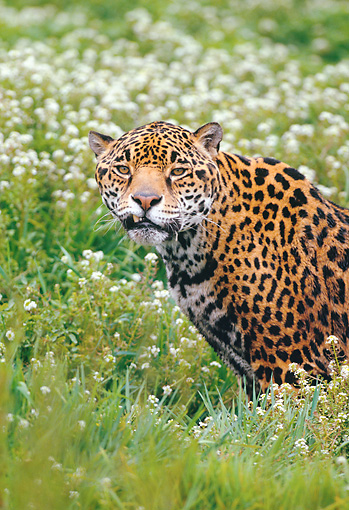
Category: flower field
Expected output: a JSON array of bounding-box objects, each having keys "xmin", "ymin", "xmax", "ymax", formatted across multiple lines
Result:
[{"xmin": 1, "ymin": 0, "xmax": 349, "ymax": 508}]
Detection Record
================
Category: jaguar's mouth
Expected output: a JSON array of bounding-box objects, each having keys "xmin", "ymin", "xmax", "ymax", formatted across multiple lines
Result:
[
  {"xmin": 122, "ymin": 214, "xmax": 179, "ymax": 246},
  {"xmin": 123, "ymin": 215, "xmax": 166, "ymax": 232}
]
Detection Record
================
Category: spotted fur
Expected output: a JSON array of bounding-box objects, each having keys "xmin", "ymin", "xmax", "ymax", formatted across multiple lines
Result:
[{"xmin": 89, "ymin": 121, "xmax": 349, "ymax": 394}]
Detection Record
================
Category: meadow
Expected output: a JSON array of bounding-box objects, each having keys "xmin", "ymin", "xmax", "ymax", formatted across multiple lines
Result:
[{"xmin": 1, "ymin": 0, "xmax": 349, "ymax": 508}]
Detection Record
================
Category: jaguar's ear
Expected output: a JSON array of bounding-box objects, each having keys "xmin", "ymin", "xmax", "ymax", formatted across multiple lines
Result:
[
  {"xmin": 193, "ymin": 122, "xmax": 223, "ymax": 157},
  {"xmin": 88, "ymin": 131, "xmax": 114, "ymax": 157}
]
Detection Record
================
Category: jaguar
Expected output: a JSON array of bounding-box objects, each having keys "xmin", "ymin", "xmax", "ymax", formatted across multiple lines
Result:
[{"xmin": 89, "ymin": 121, "xmax": 349, "ymax": 394}]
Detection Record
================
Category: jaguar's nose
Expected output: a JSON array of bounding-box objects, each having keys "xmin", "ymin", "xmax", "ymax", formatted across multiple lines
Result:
[{"xmin": 131, "ymin": 193, "xmax": 162, "ymax": 211}]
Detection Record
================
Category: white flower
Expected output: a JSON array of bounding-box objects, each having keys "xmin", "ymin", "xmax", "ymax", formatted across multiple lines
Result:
[
  {"xmin": 0, "ymin": 182, "xmax": 10, "ymax": 192},
  {"xmin": 337, "ymin": 456, "xmax": 347, "ymax": 466},
  {"xmin": 100, "ymin": 477, "xmax": 111, "ymax": 488},
  {"xmin": 152, "ymin": 280, "xmax": 164, "ymax": 290},
  {"xmin": 162, "ymin": 385, "xmax": 172, "ymax": 396},
  {"xmin": 13, "ymin": 165, "xmax": 26, "ymax": 177},
  {"xmin": 326, "ymin": 335, "xmax": 339, "ymax": 345},
  {"xmin": 144, "ymin": 252, "xmax": 158, "ymax": 263},
  {"xmin": 147, "ymin": 394, "xmax": 159, "ymax": 406},
  {"xmin": 24, "ymin": 299, "xmax": 37, "ymax": 312},
  {"xmin": 5, "ymin": 329, "xmax": 15, "ymax": 341},
  {"xmin": 18, "ymin": 418, "xmax": 29, "ymax": 429},
  {"xmin": 93, "ymin": 371, "xmax": 104, "ymax": 382},
  {"xmin": 91, "ymin": 271, "xmax": 104, "ymax": 281},
  {"xmin": 294, "ymin": 438, "xmax": 309, "ymax": 454},
  {"xmin": 82, "ymin": 249, "xmax": 93, "ymax": 259},
  {"xmin": 40, "ymin": 386, "xmax": 51, "ymax": 395},
  {"xmin": 210, "ymin": 361, "xmax": 222, "ymax": 368},
  {"xmin": 78, "ymin": 420, "xmax": 86, "ymax": 430},
  {"xmin": 110, "ymin": 285, "xmax": 120, "ymax": 292},
  {"xmin": 154, "ymin": 289, "xmax": 170, "ymax": 299},
  {"xmin": 87, "ymin": 178, "xmax": 98, "ymax": 189},
  {"xmin": 93, "ymin": 250, "xmax": 104, "ymax": 262},
  {"xmin": 201, "ymin": 366, "xmax": 210, "ymax": 373},
  {"xmin": 104, "ymin": 354, "xmax": 116, "ymax": 363},
  {"xmin": 340, "ymin": 365, "xmax": 349, "ymax": 380},
  {"xmin": 148, "ymin": 345, "xmax": 160, "ymax": 357},
  {"xmin": 131, "ymin": 273, "xmax": 141, "ymax": 282},
  {"xmin": 141, "ymin": 362, "xmax": 150, "ymax": 370},
  {"xmin": 169, "ymin": 346, "xmax": 179, "ymax": 357}
]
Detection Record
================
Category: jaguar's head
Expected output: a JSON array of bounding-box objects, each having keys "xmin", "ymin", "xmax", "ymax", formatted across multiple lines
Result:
[{"xmin": 89, "ymin": 121, "xmax": 222, "ymax": 246}]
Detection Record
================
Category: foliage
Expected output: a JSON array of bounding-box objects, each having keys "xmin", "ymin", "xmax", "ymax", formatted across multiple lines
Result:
[{"xmin": 1, "ymin": 0, "xmax": 349, "ymax": 508}]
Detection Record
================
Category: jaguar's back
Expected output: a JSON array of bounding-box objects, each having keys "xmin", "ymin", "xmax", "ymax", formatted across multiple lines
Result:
[{"xmin": 89, "ymin": 121, "xmax": 349, "ymax": 393}]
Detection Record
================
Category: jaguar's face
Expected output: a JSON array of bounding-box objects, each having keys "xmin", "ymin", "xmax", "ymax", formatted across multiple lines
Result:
[{"xmin": 89, "ymin": 121, "xmax": 223, "ymax": 246}]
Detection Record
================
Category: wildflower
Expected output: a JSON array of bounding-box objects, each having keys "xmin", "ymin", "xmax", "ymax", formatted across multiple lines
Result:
[
  {"xmin": 326, "ymin": 335, "xmax": 339, "ymax": 345},
  {"xmin": 78, "ymin": 420, "xmax": 86, "ymax": 430},
  {"xmin": 201, "ymin": 366, "xmax": 210, "ymax": 373},
  {"xmin": 93, "ymin": 371, "xmax": 104, "ymax": 382},
  {"xmin": 80, "ymin": 191, "xmax": 91, "ymax": 204},
  {"xmin": 147, "ymin": 394, "xmax": 159, "ymax": 406},
  {"xmin": 18, "ymin": 418, "xmax": 29, "ymax": 429},
  {"xmin": 110, "ymin": 285, "xmax": 120, "ymax": 292},
  {"xmin": 210, "ymin": 361, "xmax": 222, "ymax": 368},
  {"xmin": 40, "ymin": 386, "xmax": 51, "ymax": 395},
  {"xmin": 162, "ymin": 385, "xmax": 172, "ymax": 396},
  {"xmin": 141, "ymin": 362, "xmax": 150, "ymax": 370},
  {"xmin": 152, "ymin": 280, "xmax": 164, "ymax": 290},
  {"xmin": 91, "ymin": 271, "xmax": 104, "ymax": 280},
  {"xmin": 148, "ymin": 345, "xmax": 160, "ymax": 357},
  {"xmin": 6, "ymin": 413, "xmax": 14, "ymax": 422},
  {"xmin": 100, "ymin": 477, "xmax": 111, "ymax": 488},
  {"xmin": 92, "ymin": 250, "xmax": 104, "ymax": 262},
  {"xmin": 131, "ymin": 273, "xmax": 141, "ymax": 282},
  {"xmin": 51, "ymin": 461, "xmax": 63, "ymax": 471},
  {"xmin": 104, "ymin": 353, "xmax": 116, "ymax": 363},
  {"xmin": 144, "ymin": 252, "xmax": 158, "ymax": 263},
  {"xmin": 294, "ymin": 438, "xmax": 309, "ymax": 454},
  {"xmin": 45, "ymin": 351, "xmax": 56, "ymax": 366},
  {"xmin": 169, "ymin": 346, "xmax": 179, "ymax": 357},
  {"xmin": 328, "ymin": 360, "xmax": 337, "ymax": 376},
  {"xmin": 12, "ymin": 165, "xmax": 26, "ymax": 176},
  {"xmin": 340, "ymin": 365, "xmax": 349, "ymax": 380},
  {"xmin": 5, "ymin": 329, "xmax": 15, "ymax": 341},
  {"xmin": 87, "ymin": 178, "xmax": 98, "ymax": 189},
  {"xmin": 24, "ymin": 299, "xmax": 37, "ymax": 311}
]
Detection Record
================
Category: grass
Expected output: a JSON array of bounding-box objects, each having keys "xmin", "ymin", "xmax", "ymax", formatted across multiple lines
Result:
[{"xmin": 1, "ymin": 0, "xmax": 349, "ymax": 507}]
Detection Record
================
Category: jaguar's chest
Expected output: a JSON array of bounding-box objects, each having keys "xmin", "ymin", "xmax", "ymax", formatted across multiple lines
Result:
[{"xmin": 157, "ymin": 233, "xmax": 242, "ymax": 352}]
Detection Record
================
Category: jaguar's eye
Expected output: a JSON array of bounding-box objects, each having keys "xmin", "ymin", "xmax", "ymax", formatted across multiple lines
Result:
[
  {"xmin": 115, "ymin": 165, "xmax": 130, "ymax": 176},
  {"xmin": 171, "ymin": 168, "xmax": 187, "ymax": 177}
]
